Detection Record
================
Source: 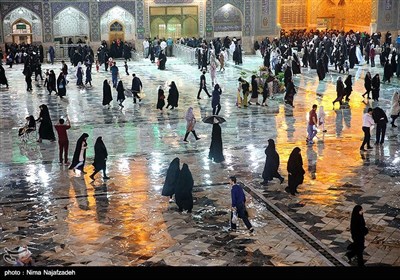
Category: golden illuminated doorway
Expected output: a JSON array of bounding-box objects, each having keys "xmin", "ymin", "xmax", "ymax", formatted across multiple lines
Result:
[
  {"xmin": 109, "ymin": 21, "xmax": 124, "ymax": 44},
  {"xmin": 11, "ymin": 19, "xmax": 32, "ymax": 44},
  {"xmin": 150, "ymin": 6, "xmax": 198, "ymax": 39},
  {"xmin": 278, "ymin": 0, "xmax": 372, "ymax": 32}
]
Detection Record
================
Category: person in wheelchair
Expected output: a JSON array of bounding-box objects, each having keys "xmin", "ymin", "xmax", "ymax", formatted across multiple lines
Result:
[{"xmin": 18, "ymin": 115, "xmax": 36, "ymax": 137}]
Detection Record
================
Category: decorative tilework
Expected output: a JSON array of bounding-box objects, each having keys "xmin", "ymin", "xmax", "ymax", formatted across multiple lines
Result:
[
  {"xmin": 0, "ymin": 2, "xmax": 42, "ymax": 20},
  {"xmin": 143, "ymin": 0, "xmax": 150, "ymax": 38},
  {"xmin": 51, "ymin": 2, "xmax": 89, "ymax": 18},
  {"xmin": 154, "ymin": 0, "xmax": 194, "ymax": 3},
  {"xmin": 42, "ymin": 0, "xmax": 52, "ymax": 42},
  {"xmin": 90, "ymin": 1, "xmax": 100, "ymax": 42},
  {"xmin": 214, "ymin": 5, "xmax": 242, "ymax": 32},
  {"xmin": 198, "ymin": 1, "xmax": 204, "ymax": 37},
  {"xmin": 213, "ymin": 0, "xmax": 244, "ymax": 15},
  {"xmin": 2, "ymin": 6, "xmax": 42, "ymax": 43},
  {"xmin": 98, "ymin": 1, "xmax": 135, "ymax": 17},
  {"xmin": 136, "ymin": 0, "xmax": 145, "ymax": 40},
  {"xmin": 244, "ymin": 0, "xmax": 251, "ymax": 36},
  {"xmin": 260, "ymin": 0, "xmax": 270, "ymax": 29},
  {"xmin": 262, "ymin": 0, "xmax": 270, "ymax": 15},
  {"xmin": 0, "ymin": 21, "xmax": 3, "ymax": 43},
  {"xmin": 205, "ymin": 0, "xmax": 213, "ymax": 38}
]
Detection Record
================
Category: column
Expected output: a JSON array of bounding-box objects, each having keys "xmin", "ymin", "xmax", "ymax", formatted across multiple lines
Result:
[
  {"xmin": 136, "ymin": 0, "xmax": 145, "ymax": 40},
  {"xmin": 199, "ymin": 1, "xmax": 205, "ymax": 38},
  {"xmin": 205, "ymin": 0, "xmax": 213, "ymax": 39},
  {"xmin": 90, "ymin": 0, "xmax": 100, "ymax": 42},
  {"xmin": 370, "ymin": 0, "xmax": 378, "ymax": 33},
  {"xmin": 42, "ymin": 0, "xmax": 52, "ymax": 42}
]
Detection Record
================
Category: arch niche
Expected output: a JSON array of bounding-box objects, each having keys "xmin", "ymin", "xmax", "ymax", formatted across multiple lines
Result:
[
  {"xmin": 213, "ymin": 4, "xmax": 243, "ymax": 38},
  {"xmin": 182, "ymin": 17, "xmax": 197, "ymax": 38},
  {"xmin": 53, "ymin": 7, "xmax": 90, "ymax": 43},
  {"xmin": 151, "ymin": 18, "xmax": 166, "ymax": 39},
  {"xmin": 3, "ymin": 7, "xmax": 42, "ymax": 44},
  {"xmin": 100, "ymin": 6, "xmax": 135, "ymax": 43}
]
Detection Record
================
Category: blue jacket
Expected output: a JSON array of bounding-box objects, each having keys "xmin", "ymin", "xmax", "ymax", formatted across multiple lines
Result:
[{"xmin": 231, "ymin": 184, "xmax": 246, "ymax": 207}]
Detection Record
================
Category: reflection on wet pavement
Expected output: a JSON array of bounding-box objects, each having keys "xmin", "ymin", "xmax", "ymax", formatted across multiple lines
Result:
[{"xmin": 0, "ymin": 54, "xmax": 399, "ymax": 266}]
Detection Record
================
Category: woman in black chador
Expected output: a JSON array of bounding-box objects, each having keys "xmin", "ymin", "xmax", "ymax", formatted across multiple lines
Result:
[
  {"xmin": 90, "ymin": 137, "xmax": 110, "ymax": 182},
  {"xmin": 284, "ymin": 77, "xmax": 296, "ymax": 107},
  {"xmin": 47, "ymin": 70, "xmax": 57, "ymax": 95},
  {"xmin": 208, "ymin": 121, "xmax": 225, "ymax": 163},
  {"xmin": 162, "ymin": 157, "xmax": 180, "ymax": 202},
  {"xmin": 158, "ymin": 49, "xmax": 167, "ymax": 70},
  {"xmin": 69, "ymin": 133, "xmax": 89, "ymax": 174},
  {"xmin": 344, "ymin": 75, "xmax": 353, "ymax": 102},
  {"xmin": 316, "ymin": 58, "xmax": 325, "ymax": 81},
  {"xmin": 57, "ymin": 72, "xmax": 67, "ymax": 98},
  {"xmin": 166, "ymin": 81, "xmax": 179, "ymax": 110},
  {"xmin": 285, "ymin": 147, "xmax": 305, "ymax": 195},
  {"xmin": 102, "ymin": 79, "xmax": 113, "ymax": 109},
  {"xmin": 174, "ymin": 163, "xmax": 194, "ymax": 213},
  {"xmin": 36, "ymin": 104, "xmax": 56, "ymax": 143},
  {"xmin": 261, "ymin": 139, "xmax": 284, "ymax": 186},
  {"xmin": 116, "ymin": 80, "xmax": 125, "ymax": 108},
  {"xmin": 0, "ymin": 64, "xmax": 9, "ymax": 88},
  {"xmin": 345, "ymin": 205, "xmax": 368, "ymax": 266},
  {"xmin": 363, "ymin": 72, "xmax": 372, "ymax": 99},
  {"xmin": 156, "ymin": 85, "xmax": 165, "ymax": 111},
  {"xmin": 371, "ymin": 73, "xmax": 381, "ymax": 101}
]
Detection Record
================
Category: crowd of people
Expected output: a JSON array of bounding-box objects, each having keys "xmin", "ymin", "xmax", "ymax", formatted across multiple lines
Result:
[{"xmin": 4, "ymin": 28, "xmax": 399, "ymax": 267}]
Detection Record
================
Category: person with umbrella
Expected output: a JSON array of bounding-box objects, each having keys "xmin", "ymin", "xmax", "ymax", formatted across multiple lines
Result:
[{"xmin": 206, "ymin": 116, "xmax": 225, "ymax": 163}]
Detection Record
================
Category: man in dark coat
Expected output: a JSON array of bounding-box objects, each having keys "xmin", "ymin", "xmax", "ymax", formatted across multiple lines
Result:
[
  {"xmin": 131, "ymin": 73, "xmax": 143, "ymax": 103},
  {"xmin": 197, "ymin": 71, "xmax": 211, "ymax": 99},
  {"xmin": 175, "ymin": 163, "xmax": 193, "ymax": 213},
  {"xmin": 90, "ymin": 136, "xmax": 110, "ymax": 181},
  {"xmin": 229, "ymin": 176, "xmax": 254, "ymax": 233},
  {"xmin": 372, "ymin": 107, "xmax": 388, "ymax": 145}
]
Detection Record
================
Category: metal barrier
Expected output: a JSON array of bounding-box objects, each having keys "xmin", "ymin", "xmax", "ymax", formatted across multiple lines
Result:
[
  {"xmin": 54, "ymin": 43, "xmax": 84, "ymax": 60},
  {"xmin": 173, "ymin": 44, "xmax": 197, "ymax": 65}
]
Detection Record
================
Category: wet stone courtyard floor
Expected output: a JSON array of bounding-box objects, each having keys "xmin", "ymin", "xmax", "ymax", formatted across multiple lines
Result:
[{"xmin": 0, "ymin": 53, "xmax": 399, "ymax": 267}]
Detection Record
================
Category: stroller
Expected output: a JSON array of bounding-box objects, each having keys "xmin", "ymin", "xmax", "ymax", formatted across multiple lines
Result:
[{"xmin": 19, "ymin": 115, "xmax": 36, "ymax": 142}]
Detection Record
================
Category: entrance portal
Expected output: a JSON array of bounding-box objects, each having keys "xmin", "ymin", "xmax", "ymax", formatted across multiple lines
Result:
[
  {"xmin": 150, "ymin": 6, "xmax": 198, "ymax": 39},
  {"xmin": 12, "ymin": 19, "xmax": 32, "ymax": 44},
  {"xmin": 109, "ymin": 21, "xmax": 125, "ymax": 45}
]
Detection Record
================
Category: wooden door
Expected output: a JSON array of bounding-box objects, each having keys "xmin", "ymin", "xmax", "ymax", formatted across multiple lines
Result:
[
  {"xmin": 109, "ymin": 32, "xmax": 125, "ymax": 45},
  {"xmin": 109, "ymin": 21, "xmax": 125, "ymax": 44}
]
